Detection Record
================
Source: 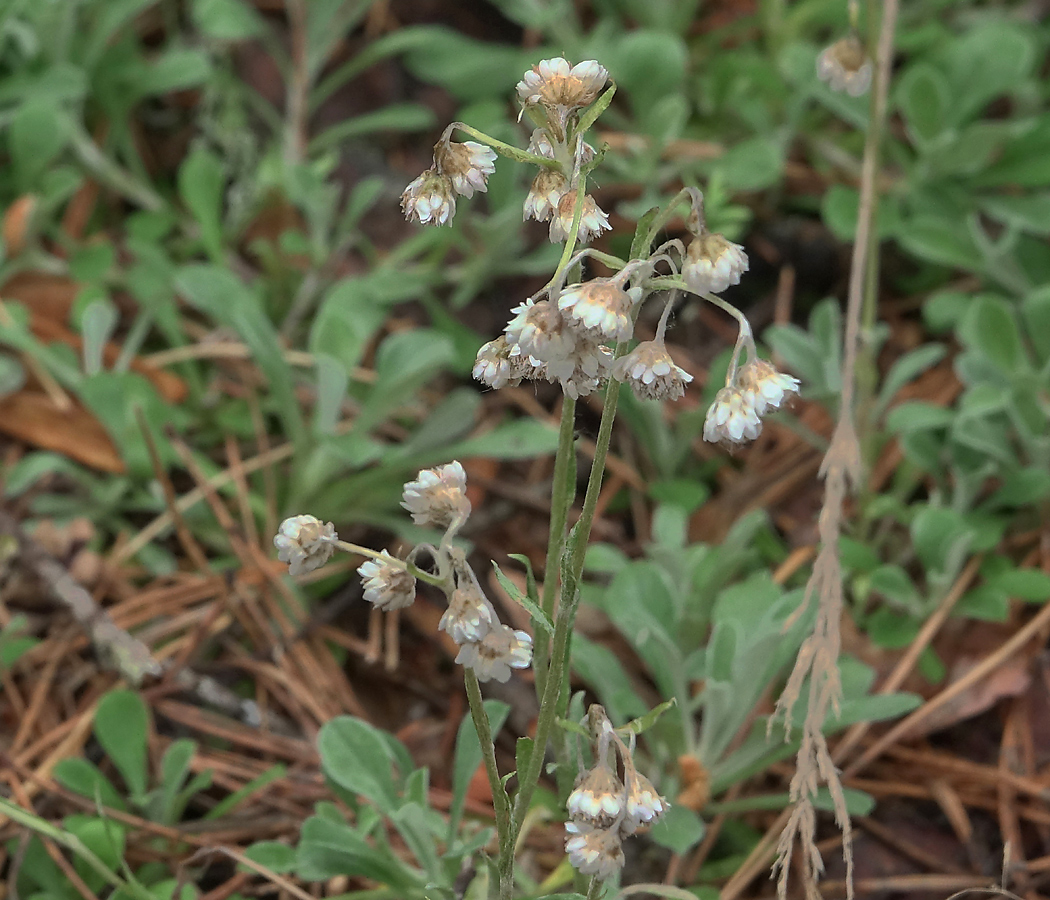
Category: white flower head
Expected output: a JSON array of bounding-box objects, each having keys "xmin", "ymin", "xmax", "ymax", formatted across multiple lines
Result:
[
  {"xmin": 504, "ymin": 298, "xmax": 575, "ymax": 362},
  {"xmin": 544, "ymin": 335, "xmax": 612, "ymax": 399},
  {"xmin": 736, "ymin": 359, "xmax": 800, "ymax": 416},
  {"xmin": 523, "ymin": 169, "xmax": 569, "ymax": 222},
  {"xmin": 401, "ymin": 461, "xmax": 471, "ymax": 530},
  {"xmin": 454, "ymin": 623, "xmax": 533, "ymax": 683},
  {"xmin": 401, "ymin": 169, "xmax": 456, "ymax": 226},
  {"xmin": 613, "ymin": 340, "xmax": 693, "ymax": 402},
  {"xmin": 683, "ymin": 232, "xmax": 749, "ymax": 294},
  {"xmin": 564, "ymin": 821, "xmax": 625, "ymax": 880},
  {"xmin": 274, "ymin": 515, "xmax": 337, "ymax": 576},
  {"xmin": 549, "ymin": 191, "xmax": 611, "ymax": 245},
  {"xmin": 358, "ymin": 553, "xmax": 416, "ymax": 611},
  {"xmin": 517, "ymin": 58, "xmax": 609, "ymax": 112},
  {"xmin": 558, "ymin": 280, "xmax": 639, "ymax": 343},
  {"xmin": 473, "ymin": 336, "xmax": 518, "ymax": 390},
  {"xmin": 439, "ymin": 581, "xmax": 497, "ymax": 644},
  {"xmin": 817, "ymin": 35, "xmax": 873, "ymax": 97},
  {"xmin": 703, "ymin": 386, "xmax": 762, "ymax": 445},
  {"xmin": 567, "ymin": 760, "xmax": 626, "ymax": 829},
  {"xmin": 434, "ymin": 139, "xmax": 497, "ymax": 198},
  {"xmin": 621, "ymin": 769, "xmax": 668, "ymax": 834}
]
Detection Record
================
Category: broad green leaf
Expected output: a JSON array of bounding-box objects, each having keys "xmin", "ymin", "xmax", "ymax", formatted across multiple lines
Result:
[
  {"xmin": 308, "ymin": 277, "xmax": 388, "ymax": 374},
  {"xmin": 318, "ymin": 716, "xmax": 402, "ymax": 814},
  {"xmin": 296, "ymin": 815, "xmax": 422, "ymax": 885},
  {"xmin": 137, "ymin": 48, "xmax": 212, "ymax": 96},
  {"xmin": 312, "ymin": 352, "xmax": 348, "ymax": 437},
  {"xmin": 650, "ymin": 803, "xmax": 705, "ymax": 855},
  {"xmin": 157, "ymin": 739, "xmax": 197, "ymax": 825},
  {"xmin": 178, "ymin": 147, "xmax": 225, "ymax": 259},
  {"xmin": 65, "ymin": 815, "xmax": 126, "ymax": 894},
  {"xmin": 52, "ymin": 759, "xmax": 127, "ymax": 811},
  {"xmin": 895, "ymin": 63, "xmax": 950, "ymax": 144},
  {"xmin": 243, "ymin": 841, "xmax": 297, "ymax": 873},
  {"xmin": 979, "ymin": 194, "xmax": 1050, "ymax": 237},
  {"xmin": 10, "ymin": 100, "xmax": 70, "ymax": 186},
  {"xmin": 911, "ymin": 505, "xmax": 973, "ymax": 576},
  {"xmin": 959, "ymin": 295, "xmax": 1023, "ymax": 372},
  {"xmin": 192, "ymin": 0, "xmax": 265, "ymax": 39},
  {"xmin": 94, "ymin": 690, "xmax": 149, "ymax": 800},
  {"xmin": 1022, "ymin": 288, "xmax": 1050, "ymax": 365}
]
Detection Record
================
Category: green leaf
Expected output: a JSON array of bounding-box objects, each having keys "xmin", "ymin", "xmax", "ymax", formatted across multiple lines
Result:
[
  {"xmin": 441, "ymin": 419, "xmax": 559, "ymax": 460},
  {"xmin": 450, "ymin": 700, "xmax": 509, "ymax": 838},
  {"xmin": 94, "ymin": 690, "xmax": 149, "ymax": 800},
  {"xmin": 313, "ymin": 352, "xmax": 348, "ymax": 437},
  {"xmin": 80, "ymin": 299, "xmax": 119, "ymax": 376},
  {"xmin": 178, "ymin": 147, "xmax": 225, "ymax": 259},
  {"xmin": 649, "ymin": 803, "xmax": 705, "ymax": 855},
  {"xmin": 204, "ymin": 764, "xmax": 286, "ymax": 820},
  {"xmin": 876, "ymin": 344, "xmax": 946, "ymax": 414},
  {"xmin": 318, "ymin": 716, "xmax": 402, "ymax": 814},
  {"xmin": 865, "ymin": 607, "xmax": 919, "ymax": 649},
  {"xmin": 896, "ymin": 215, "xmax": 985, "ymax": 273},
  {"xmin": 979, "ymin": 194, "xmax": 1050, "ymax": 237},
  {"xmin": 990, "ymin": 567, "xmax": 1050, "ymax": 602},
  {"xmin": 895, "ymin": 63, "xmax": 950, "ymax": 144},
  {"xmin": 137, "ymin": 48, "xmax": 212, "ymax": 96},
  {"xmin": 911, "ymin": 506, "xmax": 973, "ymax": 577},
  {"xmin": 869, "ymin": 564, "xmax": 921, "ymax": 614},
  {"xmin": 515, "ymin": 737, "xmax": 533, "ymax": 784},
  {"xmin": 192, "ymin": 0, "xmax": 265, "ymax": 39},
  {"xmin": 959, "ymin": 295, "xmax": 1023, "ymax": 372},
  {"xmin": 716, "ymin": 136, "xmax": 784, "ymax": 192},
  {"xmin": 10, "ymin": 100, "xmax": 70, "ymax": 186},
  {"xmin": 1022, "ymin": 287, "xmax": 1050, "ymax": 365},
  {"xmin": 619, "ymin": 698, "xmax": 678, "ymax": 737},
  {"xmin": 886, "ymin": 400, "xmax": 954, "ymax": 433},
  {"xmin": 311, "ymin": 104, "xmax": 437, "ymax": 153},
  {"xmin": 66, "ymin": 814, "xmax": 126, "ymax": 894},
  {"xmin": 157, "ymin": 739, "xmax": 197, "ymax": 825},
  {"xmin": 492, "ymin": 562, "xmax": 552, "ymax": 636},
  {"xmin": 308, "ymin": 277, "xmax": 388, "ymax": 374},
  {"xmin": 243, "ymin": 841, "xmax": 297, "ymax": 874},
  {"xmin": 52, "ymin": 759, "xmax": 127, "ymax": 811},
  {"xmin": 296, "ymin": 815, "xmax": 423, "ymax": 886}
]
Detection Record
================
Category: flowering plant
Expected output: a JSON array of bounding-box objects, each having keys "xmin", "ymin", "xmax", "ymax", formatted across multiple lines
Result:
[{"xmin": 276, "ymin": 56, "xmax": 800, "ymax": 899}]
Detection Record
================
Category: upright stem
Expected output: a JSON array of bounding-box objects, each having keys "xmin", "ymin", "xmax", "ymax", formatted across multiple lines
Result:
[
  {"xmin": 535, "ymin": 394, "xmax": 578, "ymax": 695},
  {"xmin": 464, "ymin": 670, "xmax": 514, "ymax": 900}
]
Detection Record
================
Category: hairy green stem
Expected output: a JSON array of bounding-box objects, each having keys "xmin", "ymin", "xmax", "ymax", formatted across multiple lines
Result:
[
  {"xmin": 535, "ymin": 394, "xmax": 578, "ymax": 697},
  {"xmin": 451, "ymin": 123, "xmax": 559, "ymax": 169},
  {"xmin": 470, "ymin": 672, "xmax": 514, "ymax": 844}
]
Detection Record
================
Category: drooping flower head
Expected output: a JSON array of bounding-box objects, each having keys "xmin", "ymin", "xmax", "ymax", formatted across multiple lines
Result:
[
  {"xmin": 564, "ymin": 821, "xmax": 625, "ymax": 880},
  {"xmin": 401, "ymin": 169, "xmax": 456, "ymax": 226},
  {"xmin": 558, "ymin": 279, "xmax": 640, "ymax": 343},
  {"xmin": 817, "ymin": 35, "xmax": 873, "ymax": 97},
  {"xmin": 358, "ymin": 554, "xmax": 417, "ymax": 611},
  {"xmin": 620, "ymin": 767, "xmax": 668, "ymax": 834},
  {"xmin": 613, "ymin": 340, "xmax": 694, "ymax": 402},
  {"xmin": 523, "ymin": 169, "xmax": 569, "ymax": 223},
  {"xmin": 549, "ymin": 190, "xmax": 611, "ymax": 245},
  {"xmin": 504, "ymin": 298, "xmax": 574, "ymax": 362},
  {"xmin": 455, "ymin": 623, "xmax": 533, "ymax": 683},
  {"xmin": 434, "ymin": 138, "xmax": 497, "ymax": 199},
  {"xmin": 274, "ymin": 515, "xmax": 337, "ymax": 576},
  {"xmin": 439, "ymin": 580, "xmax": 498, "ymax": 645},
  {"xmin": 683, "ymin": 231, "xmax": 749, "ymax": 295},
  {"xmin": 736, "ymin": 359, "xmax": 800, "ymax": 416},
  {"xmin": 401, "ymin": 461, "xmax": 471, "ymax": 530},
  {"xmin": 567, "ymin": 758, "xmax": 626, "ymax": 829},
  {"xmin": 703, "ymin": 386, "xmax": 762, "ymax": 445}
]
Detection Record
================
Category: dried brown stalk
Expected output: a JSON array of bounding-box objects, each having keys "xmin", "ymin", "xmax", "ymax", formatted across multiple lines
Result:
[{"xmin": 770, "ymin": 1, "xmax": 900, "ymax": 898}]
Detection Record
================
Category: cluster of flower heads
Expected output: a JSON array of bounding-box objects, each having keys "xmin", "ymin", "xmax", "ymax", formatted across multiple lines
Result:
[
  {"xmin": 273, "ymin": 463, "xmax": 533, "ymax": 684},
  {"xmin": 402, "ymin": 57, "xmax": 613, "ymax": 244},
  {"xmin": 564, "ymin": 706, "xmax": 668, "ymax": 880}
]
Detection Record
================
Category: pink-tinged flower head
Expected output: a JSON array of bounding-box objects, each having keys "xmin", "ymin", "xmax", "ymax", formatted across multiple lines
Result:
[
  {"xmin": 401, "ymin": 169, "xmax": 456, "ymax": 226},
  {"xmin": 567, "ymin": 760, "xmax": 626, "ymax": 829}
]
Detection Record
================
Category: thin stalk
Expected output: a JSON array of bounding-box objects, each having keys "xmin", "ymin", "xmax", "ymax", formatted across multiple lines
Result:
[
  {"xmin": 332, "ymin": 540, "xmax": 446, "ymax": 588},
  {"xmin": 451, "ymin": 122, "xmax": 559, "ymax": 169},
  {"xmin": 0, "ymin": 798, "xmax": 154, "ymax": 900},
  {"xmin": 534, "ymin": 394, "xmax": 577, "ymax": 697},
  {"xmin": 464, "ymin": 670, "xmax": 512, "ymax": 845}
]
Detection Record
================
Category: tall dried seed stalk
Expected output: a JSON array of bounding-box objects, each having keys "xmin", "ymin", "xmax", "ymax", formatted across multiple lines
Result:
[{"xmin": 771, "ymin": 1, "xmax": 900, "ymax": 897}]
